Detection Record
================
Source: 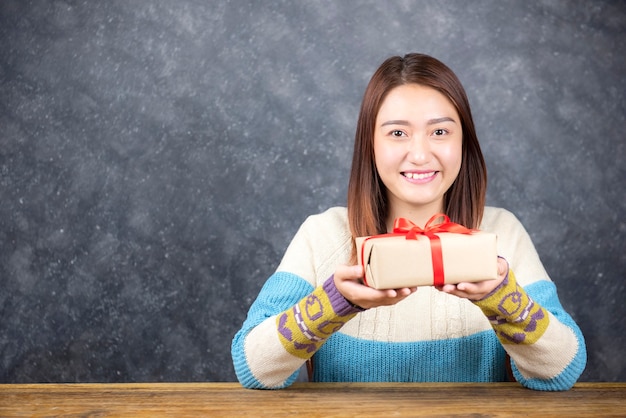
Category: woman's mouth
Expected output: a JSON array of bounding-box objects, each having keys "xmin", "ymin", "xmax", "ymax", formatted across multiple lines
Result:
[{"xmin": 402, "ymin": 171, "xmax": 437, "ymax": 181}]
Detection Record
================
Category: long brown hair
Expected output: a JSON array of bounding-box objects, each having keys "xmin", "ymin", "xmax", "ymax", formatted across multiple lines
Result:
[{"xmin": 347, "ymin": 53, "xmax": 487, "ymax": 241}]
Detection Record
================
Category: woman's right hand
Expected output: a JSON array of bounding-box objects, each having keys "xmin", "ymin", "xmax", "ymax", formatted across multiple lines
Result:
[{"xmin": 333, "ymin": 265, "xmax": 417, "ymax": 310}]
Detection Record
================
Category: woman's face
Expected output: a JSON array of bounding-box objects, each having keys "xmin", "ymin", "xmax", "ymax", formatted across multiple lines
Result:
[{"xmin": 373, "ymin": 83, "xmax": 463, "ymax": 218}]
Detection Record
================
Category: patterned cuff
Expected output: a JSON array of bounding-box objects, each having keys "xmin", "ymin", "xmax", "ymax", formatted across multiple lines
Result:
[
  {"xmin": 473, "ymin": 269, "xmax": 549, "ymax": 345},
  {"xmin": 276, "ymin": 276, "xmax": 360, "ymax": 359}
]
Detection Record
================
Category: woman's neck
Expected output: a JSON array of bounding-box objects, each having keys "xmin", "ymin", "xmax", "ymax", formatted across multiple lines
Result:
[{"xmin": 386, "ymin": 201, "xmax": 445, "ymax": 232}]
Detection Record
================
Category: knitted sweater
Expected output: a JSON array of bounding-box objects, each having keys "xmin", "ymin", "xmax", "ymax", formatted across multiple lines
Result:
[{"xmin": 231, "ymin": 207, "xmax": 586, "ymax": 391}]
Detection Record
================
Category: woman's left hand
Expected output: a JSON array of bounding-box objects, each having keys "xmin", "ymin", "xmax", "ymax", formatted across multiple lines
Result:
[{"xmin": 436, "ymin": 257, "xmax": 509, "ymax": 301}]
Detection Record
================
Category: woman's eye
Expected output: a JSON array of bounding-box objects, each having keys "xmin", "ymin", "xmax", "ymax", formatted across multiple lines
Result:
[
  {"xmin": 391, "ymin": 130, "xmax": 405, "ymax": 137},
  {"xmin": 433, "ymin": 129, "xmax": 446, "ymax": 136}
]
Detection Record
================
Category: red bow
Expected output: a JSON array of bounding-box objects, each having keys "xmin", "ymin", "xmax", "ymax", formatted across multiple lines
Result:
[{"xmin": 393, "ymin": 213, "xmax": 474, "ymax": 237}]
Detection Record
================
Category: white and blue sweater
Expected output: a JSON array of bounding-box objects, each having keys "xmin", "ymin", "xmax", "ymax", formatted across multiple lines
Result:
[{"xmin": 232, "ymin": 207, "xmax": 586, "ymax": 391}]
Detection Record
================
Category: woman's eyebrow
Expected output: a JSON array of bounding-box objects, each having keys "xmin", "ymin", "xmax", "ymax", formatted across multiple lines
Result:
[
  {"xmin": 380, "ymin": 120, "xmax": 410, "ymax": 127},
  {"xmin": 380, "ymin": 117, "xmax": 457, "ymax": 127},
  {"xmin": 426, "ymin": 117, "xmax": 457, "ymax": 125}
]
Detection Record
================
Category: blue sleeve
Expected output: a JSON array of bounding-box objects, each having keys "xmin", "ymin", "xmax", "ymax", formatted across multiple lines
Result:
[
  {"xmin": 231, "ymin": 271, "xmax": 314, "ymax": 388},
  {"xmin": 515, "ymin": 280, "xmax": 587, "ymax": 390}
]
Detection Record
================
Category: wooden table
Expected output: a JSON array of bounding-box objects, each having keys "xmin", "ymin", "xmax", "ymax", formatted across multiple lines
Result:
[{"xmin": 1, "ymin": 382, "xmax": 624, "ymax": 417}]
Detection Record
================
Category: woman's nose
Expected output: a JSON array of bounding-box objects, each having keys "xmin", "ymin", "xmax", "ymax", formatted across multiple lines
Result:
[{"xmin": 408, "ymin": 136, "xmax": 431, "ymax": 164}]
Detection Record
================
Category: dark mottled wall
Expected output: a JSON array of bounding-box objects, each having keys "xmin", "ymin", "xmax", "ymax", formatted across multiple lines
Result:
[{"xmin": 1, "ymin": 0, "xmax": 624, "ymax": 383}]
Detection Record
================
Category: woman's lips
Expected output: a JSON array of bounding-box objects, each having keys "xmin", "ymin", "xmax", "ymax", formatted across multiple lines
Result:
[{"xmin": 402, "ymin": 171, "xmax": 437, "ymax": 181}]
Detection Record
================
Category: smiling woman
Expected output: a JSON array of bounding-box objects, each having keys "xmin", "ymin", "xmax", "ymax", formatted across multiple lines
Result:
[{"xmin": 231, "ymin": 53, "xmax": 586, "ymax": 391}]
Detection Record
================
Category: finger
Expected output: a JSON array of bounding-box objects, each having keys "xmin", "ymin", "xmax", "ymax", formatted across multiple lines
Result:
[
  {"xmin": 497, "ymin": 257, "xmax": 509, "ymax": 276},
  {"xmin": 456, "ymin": 282, "xmax": 474, "ymax": 292},
  {"xmin": 439, "ymin": 284, "xmax": 457, "ymax": 293},
  {"xmin": 396, "ymin": 287, "xmax": 417, "ymax": 297},
  {"xmin": 335, "ymin": 264, "xmax": 364, "ymax": 281}
]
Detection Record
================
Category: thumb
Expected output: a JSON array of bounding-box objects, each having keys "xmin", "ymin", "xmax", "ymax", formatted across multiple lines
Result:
[{"xmin": 336, "ymin": 264, "xmax": 364, "ymax": 281}]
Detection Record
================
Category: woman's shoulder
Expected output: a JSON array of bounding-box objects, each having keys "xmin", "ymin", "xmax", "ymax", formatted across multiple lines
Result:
[
  {"xmin": 276, "ymin": 207, "xmax": 351, "ymax": 283},
  {"xmin": 481, "ymin": 207, "xmax": 550, "ymax": 285},
  {"xmin": 300, "ymin": 206, "xmax": 349, "ymax": 231},
  {"xmin": 286, "ymin": 206, "xmax": 351, "ymax": 253},
  {"xmin": 480, "ymin": 206, "xmax": 524, "ymax": 231}
]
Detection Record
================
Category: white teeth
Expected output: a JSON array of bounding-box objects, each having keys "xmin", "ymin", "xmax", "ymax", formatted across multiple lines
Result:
[{"xmin": 404, "ymin": 171, "xmax": 435, "ymax": 180}]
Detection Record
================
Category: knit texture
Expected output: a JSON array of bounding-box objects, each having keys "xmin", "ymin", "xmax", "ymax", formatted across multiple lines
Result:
[
  {"xmin": 276, "ymin": 277, "xmax": 360, "ymax": 359},
  {"xmin": 474, "ymin": 270, "xmax": 549, "ymax": 345}
]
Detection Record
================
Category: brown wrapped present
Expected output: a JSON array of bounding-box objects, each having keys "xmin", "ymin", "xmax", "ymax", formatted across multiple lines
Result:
[{"xmin": 356, "ymin": 215, "xmax": 498, "ymax": 290}]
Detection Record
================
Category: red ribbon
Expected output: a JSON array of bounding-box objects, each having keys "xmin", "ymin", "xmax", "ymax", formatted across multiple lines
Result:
[{"xmin": 360, "ymin": 214, "xmax": 475, "ymax": 287}]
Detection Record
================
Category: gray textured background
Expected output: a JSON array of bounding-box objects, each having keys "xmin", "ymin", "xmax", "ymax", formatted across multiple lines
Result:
[{"xmin": 1, "ymin": 1, "xmax": 624, "ymax": 383}]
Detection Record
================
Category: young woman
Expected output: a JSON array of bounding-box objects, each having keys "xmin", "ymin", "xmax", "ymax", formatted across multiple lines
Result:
[{"xmin": 231, "ymin": 53, "xmax": 586, "ymax": 391}]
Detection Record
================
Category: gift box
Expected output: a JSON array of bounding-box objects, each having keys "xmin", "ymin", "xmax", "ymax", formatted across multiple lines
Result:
[{"xmin": 356, "ymin": 215, "xmax": 498, "ymax": 289}]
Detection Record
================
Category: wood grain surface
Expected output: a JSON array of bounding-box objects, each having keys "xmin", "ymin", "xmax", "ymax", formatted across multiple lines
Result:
[{"xmin": 1, "ymin": 382, "xmax": 624, "ymax": 417}]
